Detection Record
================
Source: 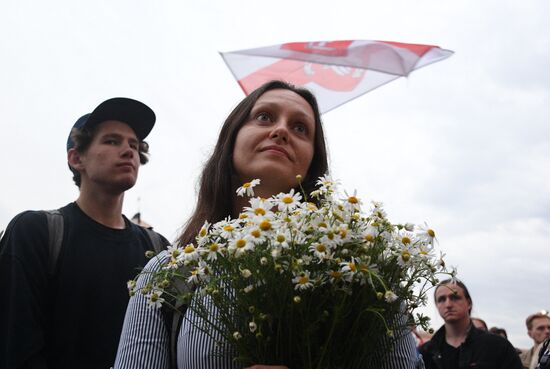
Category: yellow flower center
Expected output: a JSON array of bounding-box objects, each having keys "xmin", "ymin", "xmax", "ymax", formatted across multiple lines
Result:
[
  {"xmin": 348, "ymin": 196, "xmax": 359, "ymax": 204},
  {"xmin": 259, "ymin": 220, "xmax": 271, "ymax": 231},
  {"xmin": 170, "ymin": 249, "xmax": 181, "ymax": 258},
  {"xmin": 150, "ymin": 293, "xmax": 159, "ymax": 302},
  {"xmin": 316, "ymin": 244, "xmax": 327, "ymax": 253},
  {"xmin": 276, "ymin": 234, "xmax": 286, "ymax": 243},
  {"xmin": 209, "ymin": 243, "xmax": 219, "ymax": 252},
  {"xmin": 223, "ymin": 225, "xmax": 234, "ymax": 232},
  {"xmin": 318, "ymin": 222, "xmax": 327, "ymax": 229},
  {"xmin": 254, "ymin": 208, "xmax": 266, "ymax": 216},
  {"xmin": 340, "ymin": 229, "xmax": 348, "ymax": 238},
  {"xmin": 243, "ymin": 182, "xmax": 251, "ymax": 188},
  {"xmin": 236, "ymin": 239, "xmax": 247, "ymax": 248},
  {"xmin": 401, "ymin": 250, "xmax": 411, "ymax": 261},
  {"xmin": 298, "ymin": 275, "xmax": 309, "ymax": 285},
  {"xmin": 330, "ymin": 271, "xmax": 342, "ymax": 279},
  {"xmin": 427, "ymin": 229, "xmax": 435, "ymax": 237},
  {"xmin": 282, "ymin": 196, "xmax": 294, "ymax": 204},
  {"xmin": 184, "ymin": 244, "xmax": 195, "ymax": 254},
  {"xmin": 401, "ymin": 236, "xmax": 411, "ymax": 245},
  {"xmin": 239, "ymin": 213, "xmax": 248, "ymax": 219},
  {"xmin": 199, "ymin": 228, "xmax": 207, "ymax": 237},
  {"xmin": 251, "ymin": 229, "xmax": 261, "ymax": 238},
  {"xmin": 365, "ymin": 234, "xmax": 374, "ymax": 242},
  {"xmin": 348, "ymin": 262, "xmax": 357, "ymax": 272}
]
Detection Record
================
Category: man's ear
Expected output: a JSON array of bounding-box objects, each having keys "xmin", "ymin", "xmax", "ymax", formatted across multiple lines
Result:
[{"xmin": 67, "ymin": 148, "xmax": 84, "ymax": 171}]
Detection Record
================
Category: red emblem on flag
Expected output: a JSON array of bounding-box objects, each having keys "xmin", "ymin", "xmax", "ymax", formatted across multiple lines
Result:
[
  {"xmin": 238, "ymin": 59, "xmax": 366, "ymax": 93},
  {"xmin": 221, "ymin": 40, "xmax": 453, "ymax": 113}
]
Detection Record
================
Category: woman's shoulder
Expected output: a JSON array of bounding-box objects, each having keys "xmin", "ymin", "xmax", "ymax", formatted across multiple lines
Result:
[{"xmin": 143, "ymin": 250, "xmax": 171, "ymax": 270}]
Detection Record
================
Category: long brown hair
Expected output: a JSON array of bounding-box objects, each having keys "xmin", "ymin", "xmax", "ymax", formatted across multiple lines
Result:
[{"xmin": 177, "ymin": 80, "xmax": 329, "ymax": 246}]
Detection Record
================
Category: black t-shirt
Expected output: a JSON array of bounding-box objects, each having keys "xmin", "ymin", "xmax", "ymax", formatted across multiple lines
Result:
[
  {"xmin": 441, "ymin": 341, "xmax": 459, "ymax": 369},
  {"xmin": 0, "ymin": 202, "xmax": 168, "ymax": 369}
]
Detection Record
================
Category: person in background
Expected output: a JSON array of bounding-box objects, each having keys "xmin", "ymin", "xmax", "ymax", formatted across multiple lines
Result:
[
  {"xmin": 520, "ymin": 311, "xmax": 550, "ymax": 369},
  {"xmin": 0, "ymin": 98, "xmax": 168, "ymax": 369},
  {"xmin": 489, "ymin": 326, "xmax": 508, "ymax": 339},
  {"xmin": 420, "ymin": 279, "xmax": 522, "ymax": 369},
  {"xmin": 472, "ymin": 317, "xmax": 488, "ymax": 331}
]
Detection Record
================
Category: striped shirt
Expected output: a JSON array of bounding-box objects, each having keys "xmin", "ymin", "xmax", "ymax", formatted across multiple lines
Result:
[{"xmin": 115, "ymin": 251, "xmax": 424, "ymax": 369}]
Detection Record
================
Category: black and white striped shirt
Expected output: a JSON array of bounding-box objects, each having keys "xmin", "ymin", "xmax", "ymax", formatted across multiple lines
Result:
[{"xmin": 114, "ymin": 251, "xmax": 424, "ymax": 369}]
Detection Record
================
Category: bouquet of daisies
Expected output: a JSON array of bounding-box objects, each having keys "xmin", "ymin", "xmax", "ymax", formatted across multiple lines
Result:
[{"xmin": 130, "ymin": 176, "xmax": 450, "ymax": 368}]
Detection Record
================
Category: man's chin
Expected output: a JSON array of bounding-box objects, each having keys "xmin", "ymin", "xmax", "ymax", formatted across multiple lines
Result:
[{"xmin": 109, "ymin": 179, "xmax": 137, "ymax": 193}]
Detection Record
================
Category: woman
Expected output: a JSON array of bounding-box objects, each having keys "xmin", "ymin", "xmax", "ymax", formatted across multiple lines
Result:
[{"xmin": 114, "ymin": 81, "xmax": 421, "ymax": 369}]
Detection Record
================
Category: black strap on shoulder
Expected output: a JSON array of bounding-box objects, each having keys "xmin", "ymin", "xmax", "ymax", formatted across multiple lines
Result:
[
  {"xmin": 169, "ymin": 306, "xmax": 184, "ymax": 369},
  {"xmin": 161, "ymin": 267, "xmax": 194, "ymax": 369},
  {"xmin": 44, "ymin": 209, "xmax": 64, "ymax": 276},
  {"xmin": 142, "ymin": 227, "xmax": 182, "ymax": 367},
  {"xmin": 143, "ymin": 227, "xmax": 169, "ymax": 254}
]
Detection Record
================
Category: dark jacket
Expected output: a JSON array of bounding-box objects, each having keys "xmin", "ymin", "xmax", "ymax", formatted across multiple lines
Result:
[{"xmin": 420, "ymin": 324, "xmax": 522, "ymax": 369}]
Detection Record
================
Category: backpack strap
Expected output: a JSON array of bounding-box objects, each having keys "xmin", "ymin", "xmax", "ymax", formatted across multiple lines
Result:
[
  {"xmin": 161, "ymin": 266, "xmax": 194, "ymax": 369},
  {"xmin": 141, "ymin": 227, "xmax": 181, "ymax": 367},
  {"xmin": 143, "ymin": 227, "xmax": 169, "ymax": 254},
  {"xmin": 169, "ymin": 306, "xmax": 184, "ymax": 369},
  {"xmin": 44, "ymin": 209, "xmax": 64, "ymax": 275}
]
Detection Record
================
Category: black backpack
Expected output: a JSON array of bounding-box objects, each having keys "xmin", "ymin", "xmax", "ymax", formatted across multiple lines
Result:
[
  {"xmin": 43, "ymin": 209, "xmax": 167, "ymax": 273},
  {"xmin": 45, "ymin": 209, "xmax": 190, "ymax": 369}
]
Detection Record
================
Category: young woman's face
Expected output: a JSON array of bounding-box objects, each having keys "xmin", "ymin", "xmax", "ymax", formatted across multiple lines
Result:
[{"xmin": 233, "ymin": 89, "xmax": 316, "ymax": 196}]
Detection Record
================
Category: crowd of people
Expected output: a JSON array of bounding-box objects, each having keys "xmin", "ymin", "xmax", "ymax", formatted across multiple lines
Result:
[{"xmin": 0, "ymin": 81, "xmax": 548, "ymax": 369}]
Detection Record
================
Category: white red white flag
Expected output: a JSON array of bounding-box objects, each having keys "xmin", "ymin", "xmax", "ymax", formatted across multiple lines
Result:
[{"xmin": 221, "ymin": 40, "xmax": 453, "ymax": 113}]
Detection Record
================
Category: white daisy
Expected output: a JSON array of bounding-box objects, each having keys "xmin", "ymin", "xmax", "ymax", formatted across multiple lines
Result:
[
  {"xmin": 146, "ymin": 289, "xmax": 165, "ymax": 309},
  {"xmin": 217, "ymin": 219, "xmax": 241, "ymax": 239},
  {"xmin": 244, "ymin": 197, "xmax": 274, "ymax": 220},
  {"xmin": 272, "ymin": 231, "xmax": 291, "ymax": 249},
  {"xmin": 292, "ymin": 271, "xmax": 313, "ymax": 290},
  {"xmin": 315, "ymin": 174, "xmax": 340, "ymax": 194},
  {"xmin": 343, "ymin": 190, "xmax": 362, "ymax": 211},
  {"xmin": 181, "ymin": 243, "xmax": 200, "ymax": 261},
  {"xmin": 417, "ymin": 222, "xmax": 437, "ymax": 245},
  {"xmin": 196, "ymin": 221, "xmax": 211, "ymax": 246},
  {"xmin": 228, "ymin": 234, "xmax": 254, "ymax": 257},
  {"xmin": 247, "ymin": 227, "xmax": 267, "ymax": 245},
  {"xmin": 202, "ymin": 241, "xmax": 224, "ymax": 261},
  {"xmin": 340, "ymin": 258, "xmax": 359, "ymax": 281},
  {"xmin": 236, "ymin": 179, "xmax": 261, "ymax": 197},
  {"xmin": 275, "ymin": 189, "xmax": 302, "ymax": 212},
  {"xmin": 309, "ymin": 242, "xmax": 332, "ymax": 260}
]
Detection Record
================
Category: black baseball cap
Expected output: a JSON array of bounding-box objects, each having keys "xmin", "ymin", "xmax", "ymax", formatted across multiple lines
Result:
[{"xmin": 66, "ymin": 97, "xmax": 155, "ymax": 151}]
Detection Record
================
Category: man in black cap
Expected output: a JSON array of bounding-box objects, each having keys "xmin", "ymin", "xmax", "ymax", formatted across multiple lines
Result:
[{"xmin": 0, "ymin": 98, "xmax": 169, "ymax": 369}]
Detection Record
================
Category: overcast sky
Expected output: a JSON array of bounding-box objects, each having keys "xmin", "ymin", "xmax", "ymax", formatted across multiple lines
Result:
[{"xmin": 1, "ymin": 0, "xmax": 549, "ymax": 349}]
